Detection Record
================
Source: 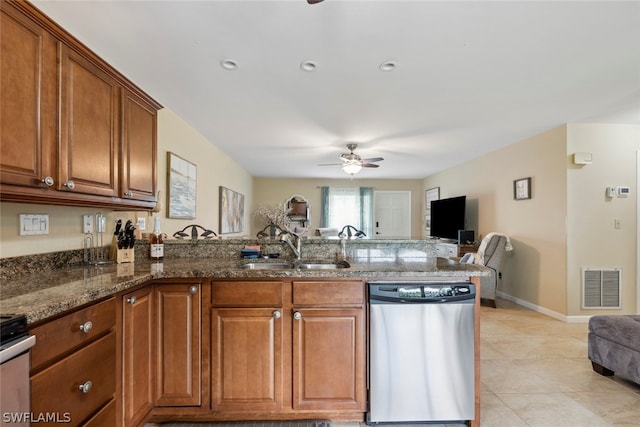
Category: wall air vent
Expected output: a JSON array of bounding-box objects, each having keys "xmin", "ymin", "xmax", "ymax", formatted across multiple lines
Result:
[{"xmin": 582, "ymin": 268, "xmax": 621, "ymax": 309}]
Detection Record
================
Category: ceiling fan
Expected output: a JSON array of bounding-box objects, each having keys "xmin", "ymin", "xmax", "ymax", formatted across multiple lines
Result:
[
  {"xmin": 319, "ymin": 143, "xmax": 384, "ymax": 177},
  {"xmin": 307, "ymin": 0, "xmax": 325, "ymax": 4}
]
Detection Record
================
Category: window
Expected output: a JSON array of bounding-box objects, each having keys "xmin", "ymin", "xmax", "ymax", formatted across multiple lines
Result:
[{"xmin": 320, "ymin": 187, "xmax": 373, "ymax": 237}]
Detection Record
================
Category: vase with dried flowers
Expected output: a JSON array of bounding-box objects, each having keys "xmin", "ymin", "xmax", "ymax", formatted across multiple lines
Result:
[{"xmin": 254, "ymin": 204, "xmax": 288, "ymax": 237}]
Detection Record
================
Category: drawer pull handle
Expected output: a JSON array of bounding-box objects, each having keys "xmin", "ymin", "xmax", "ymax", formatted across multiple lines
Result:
[
  {"xmin": 293, "ymin": 312, "xmax": 302, "ymax": 320},
  {"xmin": 127, "ymin": 296, "xmax": 136, "ymax": 305},
  {"xmin": 41, "ymin": 176, "xmax": 54, "ymax": 187},
  {"xmin": 79, "ymin": 321, "xmax": 93, "ymax": 333},
  {"xmin": 79, "ymin": 380, "xmax": 93, "ymax": 394},
  {"xmin": 189, "ymin": 286, "xmax": 197, "ymax": 295},
  {"xmin": 273, "ymin": 311, "xmax": 281, "ymax": 319}
]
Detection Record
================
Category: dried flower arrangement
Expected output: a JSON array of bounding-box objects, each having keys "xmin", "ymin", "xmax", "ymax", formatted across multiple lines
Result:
[{"xmin": 254, "ymin": 204, "xmax": 288, "ymax": 228}]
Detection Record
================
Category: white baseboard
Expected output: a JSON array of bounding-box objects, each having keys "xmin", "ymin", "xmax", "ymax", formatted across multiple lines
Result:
[{"xmin": 495, "ymin": 291, "xmax": 590, "ymax": 323}]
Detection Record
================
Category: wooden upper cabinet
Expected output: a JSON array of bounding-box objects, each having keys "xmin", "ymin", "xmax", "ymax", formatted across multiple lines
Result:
[
  {"xmin": 0, "ymin": 0, "xmax": 161, "ymax": 209},
  {"xmin": 0, "ymin": 2, "xmax": 57, "ymax": 189},
  {"xmin": 121, "ymin": 89, "xmax": 157, "ymax": 202},
  {"xmin": 59, "ymin": 44, "xmax": 120, "ymax": 197}
]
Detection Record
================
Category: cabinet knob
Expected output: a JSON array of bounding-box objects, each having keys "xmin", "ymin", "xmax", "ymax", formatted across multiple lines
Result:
[
  {"xmin": 124, "ymin": 191, "xmax": 133, "ymax": 198},
  {"xmin": 293, "ymin": 312, "xmax": 302, "ymax": 320},
  {"xmin": 63, "ymin": 180, "xmax": 75, "ymax": 190},
  {"xmin": 41, "ymin": 176, "xmax": 54, "ymax": 187},
  {"xmin": 78, "ymin": 380, "xmax": 93, "ymax": 394},
  {"xmin": 79, "ymin": 321, "xmax": 93, "ymax": 333},
  {"xmin": 273, "ymin": 311, "xmax": 281, "ymax": 319},
  {"xmin": 189, "ymin": 286, "xmax": 198, "ymax": 295},
  {"xmin": 127, "ymin": 296, "xmax": 136, "ymax": 305}
]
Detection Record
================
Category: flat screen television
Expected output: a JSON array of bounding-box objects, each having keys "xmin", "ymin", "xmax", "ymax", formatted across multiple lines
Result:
[{"xmin": 430, "ymin": 195, "xmax": 466, "ymax": 240}]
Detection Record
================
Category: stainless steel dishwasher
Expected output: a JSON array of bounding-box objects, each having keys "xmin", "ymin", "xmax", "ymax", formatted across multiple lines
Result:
[{"xmin": 367, "ymin": 281, "xmax": 475, "ymax": 425}]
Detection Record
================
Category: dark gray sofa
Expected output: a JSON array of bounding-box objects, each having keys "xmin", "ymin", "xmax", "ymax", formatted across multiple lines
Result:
[{"xmin": 588, "ymin": 315, "xmax": 640, "ymax": 384}]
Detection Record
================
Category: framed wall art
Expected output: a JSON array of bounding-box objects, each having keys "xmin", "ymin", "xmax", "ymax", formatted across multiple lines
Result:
[
  {"xmin": 425, "ymin": 187, "xmax": 440, "ymax": 210},
  {"xmin": 514, "ymin": 177, "xmax": 532, "ymax": 200},
  {"xmin": 219, "ymin": 186, "xmax": 245, "ymax": 234},
  {"xmin": 167, "ymin": 152, "xmax": 197, "ymax": 219}
]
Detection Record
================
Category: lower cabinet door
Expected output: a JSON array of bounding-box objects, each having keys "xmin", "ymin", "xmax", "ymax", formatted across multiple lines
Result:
[
  {"xmin": 31, "ymin": 332, "xmax": 116, "ymax": 426},
  {"xmin": 292, "ymin": 308, "xmax": 366, "ymax": 411},
  {"xmin": 211, "ymin": 307, "xmax": 283, "ymax": 412},
  {"xmin": 122, "ymin": 286, "xmax": 154, "ymax": 426},
  {"xmin": 154, "ymin": 283, "xmax": 202, "ymax": 407}
]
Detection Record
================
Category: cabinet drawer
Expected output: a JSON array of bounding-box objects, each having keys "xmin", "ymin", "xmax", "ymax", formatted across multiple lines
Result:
[
  {"xmin": 293, "ymin": 280, "xmax": 364, "ymax": 305},
  {"xmin": 31, "ymin": 332, "xmax": 116, "ymax": 426},
  {"xmin": 83, "ymin": 398, "xmax": 115, "ymax": 427},
  {"xmin": 30, "ymin": 298, "xmax": 115, "ymax": 371},
  {"xmin": 212, "ymin": 281, "xmax": 282, "ymax": 307}
]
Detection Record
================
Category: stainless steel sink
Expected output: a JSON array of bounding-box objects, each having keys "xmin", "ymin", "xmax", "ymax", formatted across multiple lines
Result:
[
  {"xmin": 234, "ymin": 261, "xmax": 350, "ymax": 270},
  {"xmin": 234, "ymin": 262, "xmax": 294, "ymax": 270},
  {"xmin": 296, "ymin": 262, "xmax": 350, "ymax": 270}
]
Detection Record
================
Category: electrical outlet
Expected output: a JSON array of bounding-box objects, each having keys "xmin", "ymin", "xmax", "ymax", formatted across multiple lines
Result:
[
  {"xmin": 136, "ymin": 216, "xmax": 146, "ymax": 231},
  {"xmin": 19, "ymin": 214, "xmax": 49, "ymax": 235},
  {"xmin": 82, "ymin": 214, "xmax": 94, "ymax": 234}
]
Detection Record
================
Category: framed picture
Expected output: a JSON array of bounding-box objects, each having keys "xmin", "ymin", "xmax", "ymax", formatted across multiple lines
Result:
[
  {"xmin": 219, "ymin": 186, "xmax": 245, "ymax": 234},
  {"xmin": 514, "ymin": 177, "xmax": 532, "ymax": 200},
  {"xmin": 425, "ymin": 187, "xmax": 440, "ymax": 210},
  {"xmin": 167, "ymin": 152, "xmax": 197, "ymax": 219}
]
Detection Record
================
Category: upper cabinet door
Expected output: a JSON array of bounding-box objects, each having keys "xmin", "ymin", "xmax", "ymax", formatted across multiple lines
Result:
[
  {"xmin": 59, "ymin": 45, "xmax": 120, "ymax": 197},
  {"xmin": 121, "ymin": 89, "xmax": 157, "ymax": 202},
  {"xmin": 0, "ymin": 3, "xmax": 57, "ymax": 189}
]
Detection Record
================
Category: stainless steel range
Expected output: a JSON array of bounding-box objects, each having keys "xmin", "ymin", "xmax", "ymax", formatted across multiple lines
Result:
[
  {"xmin": 367, "ymin": 281, "xmax": 475, "ymax": 425},
  {"xmin": 1, "ymin": 314, "xmax": 36, "ymax": 427}
]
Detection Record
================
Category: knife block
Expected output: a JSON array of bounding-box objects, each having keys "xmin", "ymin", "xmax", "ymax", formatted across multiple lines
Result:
[{"xmin": 109, "ymin": 236, "xmax": 135, "ymax": 264}]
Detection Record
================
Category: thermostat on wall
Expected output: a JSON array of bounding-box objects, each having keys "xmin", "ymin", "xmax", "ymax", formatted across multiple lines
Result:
[
  {"xmin": 573, "ymin": 152, "xmax": 592, "ymax": 165},
  {"xmin": 616, "ymin": 186, "xmax": 630, "ymax": 197}
]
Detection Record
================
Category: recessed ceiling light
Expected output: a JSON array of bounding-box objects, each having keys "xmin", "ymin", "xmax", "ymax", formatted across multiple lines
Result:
[
  {"xmin": 220, "ymin": 59, "xmax": 238, "ymax": 70},
  {"xmin": 379, "ymin": 61, "xmax": 398, "ymax": 72},
  {"xmin": 300, "ymin": 60, "xmax": 318, "ymax": 72}
]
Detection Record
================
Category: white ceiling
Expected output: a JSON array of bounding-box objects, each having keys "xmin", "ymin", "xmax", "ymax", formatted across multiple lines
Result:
[{"xmin": 32, "ymin": 0, "xmax": 640, "ymax": 180}]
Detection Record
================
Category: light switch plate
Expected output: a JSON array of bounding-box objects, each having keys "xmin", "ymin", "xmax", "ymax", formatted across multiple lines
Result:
[
  {"xmin": 82, "ymin": 214, "xmax": 94, "ymax": 234},
  {"xmin": 19, "ymin": 214, "xmax": 49, "ymax": 236}
]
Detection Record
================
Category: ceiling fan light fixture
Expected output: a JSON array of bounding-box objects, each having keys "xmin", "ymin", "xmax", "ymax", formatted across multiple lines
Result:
[
  {"xmin": 379, "ymin": 61, "xmax": 398, "ymax": 72},
  {"xmin": 220, "ymin": 59, "xmax": 238, "ymax": 70},
  {"xmin": 300, "ymin": 60, "xmax": 318, "ymax": 72},
  {"xmin": 342, "ymin": 162, "xmax": 362, "ymax": 175}
]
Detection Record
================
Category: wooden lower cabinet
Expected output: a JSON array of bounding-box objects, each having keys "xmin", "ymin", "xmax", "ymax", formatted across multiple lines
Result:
[
  {"xmin": 211, "ymin": 307, "xmax": 283, "ymax": 412},
  {"xmin": 210, "ymin": 279, "xmax": 366, "ymax": 419},
  {"xmin": 292, "ymin": 308, "xmax": 366, "ymax": 411},
  {"xmin": 154, "ymin": 283, "xmax": 202, "ymax": 407},
  {"xmin": 122, "ymin": 286, "xmax": 154, "ymax": 427}
]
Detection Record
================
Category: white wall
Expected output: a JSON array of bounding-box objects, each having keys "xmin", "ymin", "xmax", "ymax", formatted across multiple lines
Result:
[
  {"xmin": 253, "ymin": 178, "xmax": 424, "ymax": 238},
  {"xmin": 566, "ymin": 123, "xmax": 640, "ymax": 316},
  {"xmin": 423, "ymin": 126, "xmax": 569, "ymax": 314},
  {"xmin": 0, "ymin": 107, "xmax": 253, "ymax": 258},
  {"xmin": 423, "ymin": 123, "xmax": 640, "ymax": 317}
]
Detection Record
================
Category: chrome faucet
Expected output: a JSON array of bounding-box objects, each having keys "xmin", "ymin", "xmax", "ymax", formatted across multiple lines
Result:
[
  {"xmin": 338, "ymin": 225, "xmax": 366, "ymax": 239},
  {"xmin": 280, "ymin": 231, "xmax": 302, "ymax": 260}
]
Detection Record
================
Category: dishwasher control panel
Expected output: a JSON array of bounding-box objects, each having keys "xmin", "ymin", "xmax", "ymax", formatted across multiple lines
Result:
[{"xmin": 368, "ymin": 281, "xmax": 475, "ymax": 303}]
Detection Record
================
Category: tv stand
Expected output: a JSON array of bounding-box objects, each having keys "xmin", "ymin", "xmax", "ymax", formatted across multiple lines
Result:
[{"xmin": 435, "ymin": 242, "xmax": 479, "ymax": 258}]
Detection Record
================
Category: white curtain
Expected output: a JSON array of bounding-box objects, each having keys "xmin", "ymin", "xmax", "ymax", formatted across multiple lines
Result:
[{"xmin": 320, "ymin": 187, "xmax": 373, "ymax": 237}]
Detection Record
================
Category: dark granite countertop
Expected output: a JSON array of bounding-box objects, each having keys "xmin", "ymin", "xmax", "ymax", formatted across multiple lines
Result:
[{"xmin": 0, "ymin": 256, "xmax": 487, "ymax": 325}]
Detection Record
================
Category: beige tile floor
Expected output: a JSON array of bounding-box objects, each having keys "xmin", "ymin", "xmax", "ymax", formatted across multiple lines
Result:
[{"xmin": 477, "ymin": 298, "xmax": 640, "ymax": 426}]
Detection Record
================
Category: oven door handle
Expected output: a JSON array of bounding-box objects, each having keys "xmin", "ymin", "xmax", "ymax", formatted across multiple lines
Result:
[{"xmin": 0, "ymin": 335, "xmax": 36, "ymax": 364}]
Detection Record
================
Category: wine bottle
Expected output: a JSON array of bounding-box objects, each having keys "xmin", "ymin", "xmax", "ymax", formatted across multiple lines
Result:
[{"xmin": 150, "ymin": 216, "xmax": 164, "ymax": 260}]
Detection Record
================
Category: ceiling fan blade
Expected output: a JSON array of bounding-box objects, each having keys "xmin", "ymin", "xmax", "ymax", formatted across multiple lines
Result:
[
  {"xmin": 361, "ymin": 163, "xmax": 380, "ymax": 168},
  {"xmin": 362, "ymin": 157, "xmax": 384, "ymax": 163},
  {"xmin": 307, "ymin": 0, "xmax": 324, "ymax": 4}
]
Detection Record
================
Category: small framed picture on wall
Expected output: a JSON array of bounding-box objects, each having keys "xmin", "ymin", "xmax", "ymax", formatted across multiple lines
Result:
[{"xmin": 513, "ymin": 177, "xmax": 532, "ymax": 200}]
